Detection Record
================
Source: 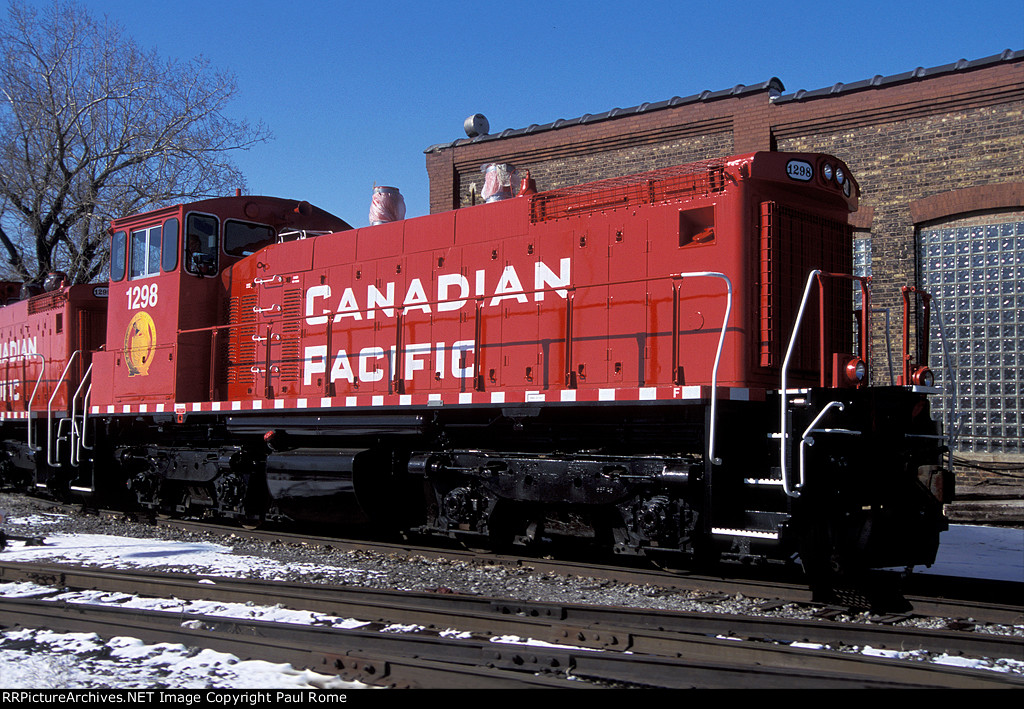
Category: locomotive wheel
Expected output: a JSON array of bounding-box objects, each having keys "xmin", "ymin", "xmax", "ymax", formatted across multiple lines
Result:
[
  {"xmin": 240, "ymin": 515, "xmax": 265, "ymax": 531},
  {"xmin": 646, "ymin": 542, "xmax": 718, "ymax": 574},
  {"xmin": 797, "ymin": 516, "xmax": 845, "ymax": 600},
  {"xmin": 647, "ymin": 551, "xmax": 692, "ymax": 574}
]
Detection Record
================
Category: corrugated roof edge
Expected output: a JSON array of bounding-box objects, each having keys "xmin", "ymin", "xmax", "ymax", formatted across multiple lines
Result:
[
  {"xmin": 423, "ymin": 78, "xmax": 785, "ymax": 154},
  {"xmin": 424, "ymin": 50, "xmax": 1023, "ymax": 154},
  {"xmin": 773, "ymin": 48, "xmax": 1023, "ymax": 103}
]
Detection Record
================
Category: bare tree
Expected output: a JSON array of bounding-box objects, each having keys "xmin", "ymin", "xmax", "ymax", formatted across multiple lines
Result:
[{"xmin": 0, "ymin": 0, "xmax": 270, "ymax": 286}]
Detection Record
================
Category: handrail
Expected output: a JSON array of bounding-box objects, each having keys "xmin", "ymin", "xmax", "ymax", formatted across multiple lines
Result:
[
  {"xmin": 796, "ymin": 400, "xmax": 846, "ymax": 494},
  {"xmin": 178, "ymin": 273, "xmax": 716, "ymax": 338},
  {"xmin": 564, "ymin": 292, "xmax": 575, "ymax": 388},
  {"xmin": 252, "ymin": 274, "xmax": 283, "ymax": 286},
  {"xmin": 473, "ymin": 298, "xmax": 484, "ymax": 392},
  {"xmin": 393, "ymin": 311, "xmax": 405, "ymax": 395},
  {"xmin": 779, "ymin": 270, "xmax": 821, "ymax": 497},
  {"xmin": 82, "ymin": 383, "xmax": 94, "ymax": 450},
  {"xmin": 928, "ymin": 297, "xmax": 959, "ymax": 450},
  {"xmin": 2, "ymin": 350, "xmax": 9, "ymax": 415},
  {"xmin": 899, "ymin": 286, "xmax": 932, "ymax": 385},
  {"xmin": 676, "ymin": 271, "xmax": 732, "ymax": 466},
  {"xmin": 23, "ymin": 352, "xmax": 46, "ymax": 452},
  {"xmin": 778, "ymin": 270, "xmax": 872, "ymax": 497},
  {"xmin": 70, "ymin": 363, "xmax": 93, "ymax": 467},
  {"xmin": 47, "ymin": 350, "xmax": 81, "ymax": 467},
  {"xmin": 0, "ymin": 351, "xmax": 45, "ymax": 429}
]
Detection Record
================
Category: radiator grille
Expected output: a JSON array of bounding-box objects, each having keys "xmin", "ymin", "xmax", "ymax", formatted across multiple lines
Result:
[
  {"xmin": 279, "ymin": 288, "xmax": 302, "ymax": 383},
  {"xmin": 227, "ymin": 292, "xmax": 257, "ymax": 385},
  {"xmin": 759, "ymin": 202, "xmax": 853, "ymax": 376}
]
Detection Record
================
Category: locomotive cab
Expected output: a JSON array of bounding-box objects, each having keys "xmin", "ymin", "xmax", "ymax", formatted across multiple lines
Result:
[{"xmin": 91, "ymin": 197, "xmax": 350, "ymax": 409}]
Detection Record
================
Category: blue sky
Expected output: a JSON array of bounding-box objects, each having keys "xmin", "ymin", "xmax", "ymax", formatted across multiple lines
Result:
[{"xmin": 18, "ymin": 0, "xmax": 1024, "ymax": 225}]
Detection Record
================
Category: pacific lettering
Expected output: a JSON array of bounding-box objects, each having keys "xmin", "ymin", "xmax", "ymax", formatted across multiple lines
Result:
[
  {"xmin": 305, "ymin": 341, "xmax": 475, "ymax": 386},
  {"xmin": 0, "ymin": 378, "xmax": 21, "ymax": 401}
]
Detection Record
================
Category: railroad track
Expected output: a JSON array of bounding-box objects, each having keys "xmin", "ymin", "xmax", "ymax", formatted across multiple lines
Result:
[
  {"xmin": 19, "ymin": 499, "xmax": 1024, "ymax": 625},
  {"xmin": 0, "ymin": 561, "xmax": 1021, "ymax": 689},
  {"xmin": 151, "ymin": 515, "xmax": 1024, "ymax": 625}
]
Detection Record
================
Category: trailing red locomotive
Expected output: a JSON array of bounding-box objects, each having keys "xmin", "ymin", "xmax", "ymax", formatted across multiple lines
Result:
[{"xmin": 0, "ymin": 151, "xmax": 952, "ymax": 578}]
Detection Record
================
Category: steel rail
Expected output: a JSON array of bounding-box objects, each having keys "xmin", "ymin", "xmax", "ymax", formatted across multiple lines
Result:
[
  {"xmin": 0, "ymin": 597, "xmax": 573, "ymax": 689},
  {"xmin": 2, "ymin": 595, "xmax": 1009, "ymax": 689}
]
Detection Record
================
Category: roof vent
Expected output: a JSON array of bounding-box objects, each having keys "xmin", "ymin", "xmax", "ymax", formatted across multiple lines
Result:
[{"xmin": 464, "ymin": 114, "xmax": 490, "ymax": 138}]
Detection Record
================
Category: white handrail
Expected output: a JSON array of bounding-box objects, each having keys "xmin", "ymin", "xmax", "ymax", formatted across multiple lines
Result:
[
  {"xmin": 70, "ymin": 363, "xmax": 93, "ymax": 467},
  {"xmin": 47, "ymin": 350, "xmax": 81, "ymax": 468},
  {"xmin": 81, "ymin": 383, "xmax": 93, "ymax": 451},
  {"xmin": 677, "ymin": 271, "xmax": 732, "ymax": 466},
  {"xmin": 68, "ymin": 381, "xmax": 95, "ymax": 493},
  {"xmin": 23, "ymin": 352, "xmax": 46, "ymax": 452},
  {"xmin": 797, "ymin": 400, "xmax": 845, "ymax": 493},
  {"xmin": 779, "ymin": 270, "xmax": 821, "ymax": 497}
]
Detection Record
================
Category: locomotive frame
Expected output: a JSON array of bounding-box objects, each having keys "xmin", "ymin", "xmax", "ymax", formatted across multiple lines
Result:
[{"xmin": 0, "ymin": 151, "xmax": 952, "ymax": 580}]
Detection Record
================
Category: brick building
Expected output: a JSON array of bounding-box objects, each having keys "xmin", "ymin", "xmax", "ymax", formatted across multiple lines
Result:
[{"xmin": 424, "ymin": 50, "xmax": 1024, "ymax": 481}]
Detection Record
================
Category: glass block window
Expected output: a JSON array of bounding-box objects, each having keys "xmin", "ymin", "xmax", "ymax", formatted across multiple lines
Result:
[
  {"xmin": 852, "ymin": 235, "xmax": 872, "ymax": 373},
  {"xmin": 919, "ymin": 220, "xmax": 1023, "ymax": 454},
  {"xmin": 852, "ymin": 235, "xmax": 872, "ymax": 305}
]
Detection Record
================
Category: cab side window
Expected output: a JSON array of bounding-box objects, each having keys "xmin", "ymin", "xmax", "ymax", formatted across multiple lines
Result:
[
  {"xmin": 161, "ymin": 218, "xmax": 180, "ymax": 272},
  {"xmin": 225, "ymin": 220, "xmax": 275, "ymax": 256},
  {"xmin": 185, "ymin": 214, "xmax": 219, "ymax": 276},
  {"xmin": 110, "ymin": 231, "xmax": 127, "ymax": 282}
]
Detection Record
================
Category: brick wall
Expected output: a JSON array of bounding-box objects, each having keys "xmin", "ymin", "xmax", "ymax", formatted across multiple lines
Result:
[
  {"xmin": 456, "ymin": 131, "xmax": 733, "ymax": 208},
  {"xmin": 775, "ymin": 100, "xmax": 1024, "ymax": 370},
  {"xmin": 427, "ymin": 90, "xmax": 774, "ymax": 212}
]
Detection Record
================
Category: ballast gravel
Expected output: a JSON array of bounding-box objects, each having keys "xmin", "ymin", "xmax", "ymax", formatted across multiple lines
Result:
[{"xmin": 1, "ymin": 491, "xmax": 1019, "ymax": 639}]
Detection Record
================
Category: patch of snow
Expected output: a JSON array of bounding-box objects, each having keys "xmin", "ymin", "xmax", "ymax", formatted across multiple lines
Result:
[
  {"xmin": 0, "ymin": 628, "xmax": 372, "ymax": 689},
  {"xmin": 1, "ymin": 533, "xmax": 382, "ymax": 584}
]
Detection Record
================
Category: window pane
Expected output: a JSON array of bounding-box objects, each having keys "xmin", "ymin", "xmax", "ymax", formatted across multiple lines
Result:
[
  {"xmin": 162, "ymin": 218, "xmax": 179, "ymax": 272},
  {"xmin": 225, "ymin": 220, "xmax": 275, "ymax": 256},
  {"xmin": 130, "ymin": 226, "xmax": 161, "ymax": 279},
  {"xmin": 110, "ymin": 231, "xmax": 126, "ymax": 282},
  {"xmin": 148, "ymin": 226, "xmax": 162, "ymax": 275},
  {"xmin": 185, "ymin": 214, "xmax": 218, "ymax": 276}
]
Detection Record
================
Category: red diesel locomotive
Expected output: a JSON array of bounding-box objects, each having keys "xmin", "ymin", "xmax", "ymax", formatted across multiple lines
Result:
[{"xmin": 0, "ymin": 151, "xmax": 952, "ymax": 577}]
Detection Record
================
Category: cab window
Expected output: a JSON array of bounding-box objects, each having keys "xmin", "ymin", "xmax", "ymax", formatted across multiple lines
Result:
[
  {"xmin": 225, "ymin": 220, "xmax": 275, "ymax": 256},
  {"xmin": 161, "ymin": 218, "xmax": 180, "ymax": 272},
  {"xmin": 185, "ymin": 213, "xmax": 218, "ymax": 276},
  {"xmin": 110, "ymin": 231, "xmax": 127, "ymax": 282},
  {"xmin": 130, "ymin": 225, "xmax": 162, "ymax": 279}
]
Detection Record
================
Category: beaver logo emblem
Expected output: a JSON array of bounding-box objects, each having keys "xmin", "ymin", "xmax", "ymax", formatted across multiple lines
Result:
[{"xmin": 124, "ymin": 311, "xmax": 156, "ymax": 376}]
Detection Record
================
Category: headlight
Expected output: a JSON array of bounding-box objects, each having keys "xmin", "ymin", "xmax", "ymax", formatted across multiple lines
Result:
[
  {"xmin": 845, "ymin": 358, "xmax": 867, "ymax": 383},
  {"xmin": 822, "ymin": 163, "xmax": 834, "ymax": 182},
  {"xmin": 835, "ymin": 167, "xmax": 845, "ymax": 185},
  {"xmin": 912, "ymin": 367, "xmax": 935, "ymax": 387}
]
